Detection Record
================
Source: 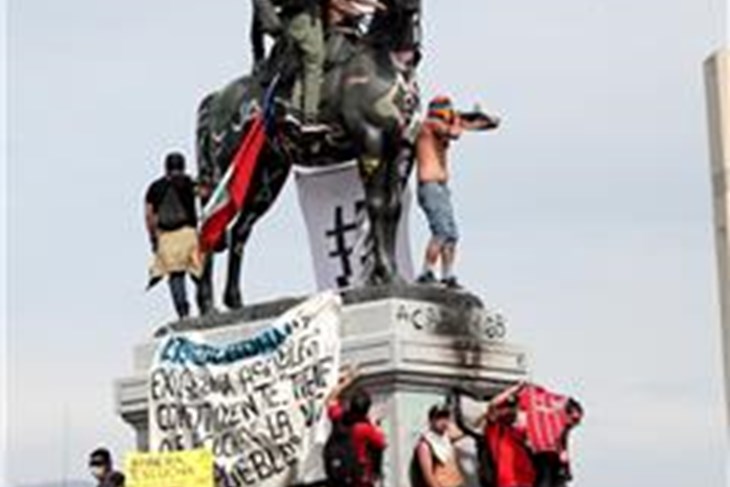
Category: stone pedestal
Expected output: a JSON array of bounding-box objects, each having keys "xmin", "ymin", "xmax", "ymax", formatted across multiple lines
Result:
[{"xmin": 115, "ymin": 286, "xmax": 529, "ymax": 487}]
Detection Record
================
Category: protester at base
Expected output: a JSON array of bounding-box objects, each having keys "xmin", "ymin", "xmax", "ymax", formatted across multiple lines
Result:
[
  {"xmin": 452, "ymin": 383, "xmax": 535, "ymax": 487},
  {"xmin": 531, "ymin": 398, "xmax": 584, "ymax": 487},
  {"xmin": 484, "ymin": 385, "xmax": 535, "ymax": 487},
  {"xmin": 88, "ymin": 448, "xmax": 125, "ymax": 487},
  {"xmin": 411, "ymin": 404, "xmax": 466, "ymax": 487},
  {"xmin": 145, "ymin": 152, "xmax": 203, "ymax": 319},
  {"xmin": 324, "ymin": 366, "xmax": 387, "ymax": 487}
]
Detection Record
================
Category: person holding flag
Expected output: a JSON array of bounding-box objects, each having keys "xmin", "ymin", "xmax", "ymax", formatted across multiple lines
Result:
[{"xmin": 415, "ymin": 95, "xmax": 500, "ymax": 289}]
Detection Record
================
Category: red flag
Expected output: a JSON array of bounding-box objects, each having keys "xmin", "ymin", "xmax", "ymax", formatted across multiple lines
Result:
[
  {"xmin": 518, "ymin": 384, "xmax": 570, "ymax": 453},
  {"xmin": 199, "ymin": 115, "xmax": 267, "ymax": 253}
]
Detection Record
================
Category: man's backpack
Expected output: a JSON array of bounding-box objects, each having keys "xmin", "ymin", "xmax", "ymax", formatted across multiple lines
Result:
[
  {"xmin": 323, "ymin": 420, "xmax": 361, "ymax": 487},
  {"xmin": 157, "ymin": 180, "xmax": 190, "ymax": 231}
]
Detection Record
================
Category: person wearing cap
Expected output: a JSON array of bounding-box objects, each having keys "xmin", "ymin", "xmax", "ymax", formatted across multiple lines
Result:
[
  {"xmin": 411, "ymin": 403, "xmax": 466, "ymax": 487},
  {"xmin": 88, "ymin": 448, "xmax": 125, "ymax": 487},
  {"xmin": 415, "ymin": 96, "xmax": 500, "ymax": 289},
  {"xmin": 145, "ymin": 152, "xmax": 203, "ymax": 319}
]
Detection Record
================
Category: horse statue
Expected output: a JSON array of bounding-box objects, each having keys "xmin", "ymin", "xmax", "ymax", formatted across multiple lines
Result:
[{"xmin": 195, "ymin": 0, "xmax": 423, "ymax": 313}]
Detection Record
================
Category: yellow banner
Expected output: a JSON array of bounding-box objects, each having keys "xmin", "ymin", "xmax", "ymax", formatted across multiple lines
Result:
[{"xmin": 125, "ymin": 449, "xmax": 214, "ymax": 487}]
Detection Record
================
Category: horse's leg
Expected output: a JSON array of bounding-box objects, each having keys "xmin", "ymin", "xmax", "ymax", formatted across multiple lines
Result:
[
  {"xmin": 223, "ymin": 146, "xmax": 292, "ymax": 310},
  {"xmin": 195, "ymin": 93, "xmax": 218, "ymax": 315},
  {"xmin": 379, "ymin": 132, "xmax": 406, "ymax": 284},
  {"xmin": 196, "ymin": 253, "xmax": 215, "ymax": 315},
  {"xmin": 359, "ymin": 125, "xmax": 401, "ymax": 285},
  {"xmin": 223, "ymin": 225, "xmax": 249, "ymax": 310}
]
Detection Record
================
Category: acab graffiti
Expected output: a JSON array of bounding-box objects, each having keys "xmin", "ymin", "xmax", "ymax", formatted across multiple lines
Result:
[{"xmin": 395, "ymin": 302, "xmax": 507, "ymax": 340}]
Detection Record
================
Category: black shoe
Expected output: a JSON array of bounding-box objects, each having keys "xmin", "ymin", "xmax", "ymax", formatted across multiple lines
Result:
[
  {"xmin": 417, "ymin": 271, "xmax": 437, "ymax": 284},
  {"xmin": 441, "ymin": 277, "xmax": 462, "ymax": 290}
]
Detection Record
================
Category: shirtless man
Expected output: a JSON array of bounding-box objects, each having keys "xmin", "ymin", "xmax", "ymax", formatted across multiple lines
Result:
[{"xmin": 416, "ymin": 96, "xmax": 500, "ymax": 288}]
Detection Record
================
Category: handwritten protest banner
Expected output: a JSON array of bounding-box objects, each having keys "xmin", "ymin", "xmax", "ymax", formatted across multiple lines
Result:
[
  {"xmin": 148, "ymin": 292, "xmax": 342, "ymax": 487},
  {"xmin": 125, "ymin": 449, "xmax": 214, "ymax": 487}
]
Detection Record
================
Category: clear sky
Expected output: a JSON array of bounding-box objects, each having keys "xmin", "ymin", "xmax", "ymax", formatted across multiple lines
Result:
[{"xmin": 6, "ymin": 0, "xmax": 729, "ymax": 486}]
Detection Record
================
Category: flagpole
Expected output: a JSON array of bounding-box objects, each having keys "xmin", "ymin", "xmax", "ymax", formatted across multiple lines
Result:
[
  {"xmin": 62, "ymin": 405, "xmax": 70, "ymax": 487},
  {"xmin": 704, "ymin": 44, "xmax": 729, "ymax": 469}
]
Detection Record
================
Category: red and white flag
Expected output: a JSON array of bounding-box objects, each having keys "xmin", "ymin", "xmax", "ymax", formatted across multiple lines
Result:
[
  {"xmin": 199, "ymin": 114, "xmax": 267, "ymax": 253},
  {"xmin": 518, "ymin": 384, "xmax": 571, "ymax": 453}
]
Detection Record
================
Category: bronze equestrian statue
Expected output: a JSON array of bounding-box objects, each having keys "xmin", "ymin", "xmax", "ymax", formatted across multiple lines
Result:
[{"xmin": 196, "ymin": 0, "xmax": 422, "ymax": 313}]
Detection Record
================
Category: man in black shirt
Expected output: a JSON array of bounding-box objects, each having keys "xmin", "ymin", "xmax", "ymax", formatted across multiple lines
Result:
[
  {"xmin": 145, "ymin": 152, "xmax": 203, "ymax": 319},
  {"xmin": 89, "ymin": 448, "xmax": 125, "ymax": 487}
]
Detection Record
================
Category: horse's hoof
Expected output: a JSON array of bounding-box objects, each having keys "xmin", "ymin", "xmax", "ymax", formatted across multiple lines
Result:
[
  {"xmin": 224, "ymin": 291, "xmax": 244, "ymax": 310},
  {"xmin": 197, "ymin": 296, "xmax": 215, "ymax": 316},
  {"xmin": 367, "ymin": 266, "xmax": 403, "ymax": 288}
]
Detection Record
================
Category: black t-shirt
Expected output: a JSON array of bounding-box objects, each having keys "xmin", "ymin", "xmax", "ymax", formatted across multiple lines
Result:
[
  {"xmin": 145, "ymin": 175, "xmax": 198, "ymax": 231},
  {"xmin": 98, "ymin": 471, "xmax": 125, "ymax": 487}
]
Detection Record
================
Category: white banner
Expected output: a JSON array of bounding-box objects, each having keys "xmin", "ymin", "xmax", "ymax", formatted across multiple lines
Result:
[
  {"xmin": 295, "ymin": 162, "xmax": 414, "ymax": 290},
  {"xmin": 148, "ymin": 293, "xmax": 343, "ymax": 487}
]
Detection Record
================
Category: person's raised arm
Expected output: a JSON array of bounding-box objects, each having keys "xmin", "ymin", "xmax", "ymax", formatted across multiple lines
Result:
[
  {"xmin": 353, "ymin": 0, "xmax": 388, "ymax": 11},
  {"xmin": 487, "ymin": 382, "xmax": 526, "ymax": 410},
  {"xmin": 332, "ymin": 0, "xmax": 362, "ymax": 17},
  {"xmin": 325, "ymin": 364, "xmax": 359, "ymax": 407},
  {"xmin": 452, "ymin": 389, "xmax": 487, "ymax": 438},
  {"xmin": 478, "ymin": 382, "xmax": 526, "ymax": 426}
]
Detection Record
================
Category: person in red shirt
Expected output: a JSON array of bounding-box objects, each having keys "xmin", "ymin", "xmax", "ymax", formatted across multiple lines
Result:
[
  {"xmin": 483, "ymin": 384, "xmax": 535, "ymax": 487},
  {"xmin": 326, "ymin": 367, "xmax": 387, "ymax": 487},
  {"xmin": 453, "ymin": 383, "xmax": 535, "ymax": 487}
]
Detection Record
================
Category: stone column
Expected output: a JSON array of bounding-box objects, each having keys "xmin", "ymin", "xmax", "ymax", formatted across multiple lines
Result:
[
  {"xmin": 705, "ymin": 49, "xmax": 730, "ymax": 428},
  {"xmin": 115, "ymin": 287, "xmax": 529, "ymax": 487}
]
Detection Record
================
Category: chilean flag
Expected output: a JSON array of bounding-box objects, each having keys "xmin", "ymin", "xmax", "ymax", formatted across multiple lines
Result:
[{"xmin": 199, "ymin": 81, "xmax": 278, "ymax": 253}]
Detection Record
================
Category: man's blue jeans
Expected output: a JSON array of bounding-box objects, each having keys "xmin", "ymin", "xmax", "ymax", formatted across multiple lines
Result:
[{"xmin": 168, "ymin": 272, "xmax": 190, "ymax": 318}]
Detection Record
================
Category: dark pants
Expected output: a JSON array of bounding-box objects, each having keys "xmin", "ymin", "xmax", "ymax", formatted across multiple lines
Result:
[
  {"xmin": 533, "ymin": 453, "xmax": 569, "ymax": 487},
  {"xmin": 168, "ymin": 272, "xmax": 190, "ymax": 318}
]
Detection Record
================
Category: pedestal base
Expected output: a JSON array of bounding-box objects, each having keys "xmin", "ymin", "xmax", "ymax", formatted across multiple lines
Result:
[{"xmin": 115, "ymin": 286, "xmax": 529, "ymax": 487}]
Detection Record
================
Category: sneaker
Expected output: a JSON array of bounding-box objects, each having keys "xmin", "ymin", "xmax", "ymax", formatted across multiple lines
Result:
[
  {"xmin": 300, "ymin": 120, "xmax": 330, "ymax": 135},
  {"xmin": 441, "ymin": 277, "xmax": 462, "ymax": 290},
  {"xmin": 284, "ymin": 112, "xmax": 330, "ymax": 134},
  {"xmin": 417, "ymin": 271, "xmax": 437, "ymax": 284}
]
